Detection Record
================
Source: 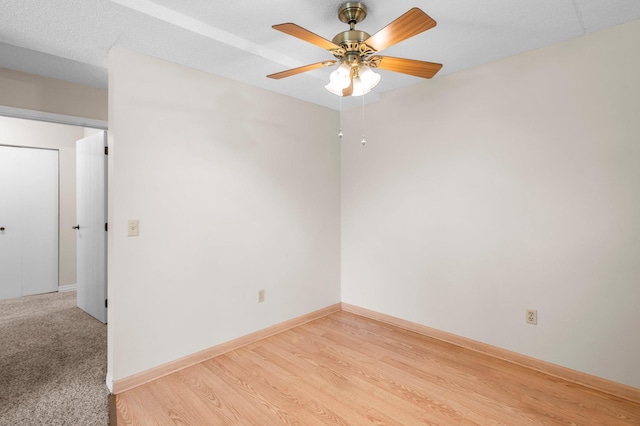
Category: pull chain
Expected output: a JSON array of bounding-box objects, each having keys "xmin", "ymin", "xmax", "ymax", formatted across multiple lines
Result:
[
  {"xmin": 361, "ymin": 92, "xmax": 367, "ymax": 146},
  {"xmin": 338, "ymin": 95, "xmax": 343, "ymax": 139}
]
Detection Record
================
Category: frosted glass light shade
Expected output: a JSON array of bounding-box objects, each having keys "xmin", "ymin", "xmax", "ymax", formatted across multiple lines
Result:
[
  {"xmin": 358, "ymin": 65, "xmax": 380, "ymax": 90},
  {"xmin": 332, "ymin": 63, "xmax": 351, "ymax": 87},
  {"xmin": 325, "ymin": 62, "xmax": 353, "ymax": 96},
  {"xmin": 325, "ymin": 63, "xmax": 380, "ymax": 96},
  {"xmin": 325, "ymin": 81, "xmax": 345, "ymax": 96},
  {"xmin": 351, "ymin": 77, "xmax": 371, "ymax": 97}
]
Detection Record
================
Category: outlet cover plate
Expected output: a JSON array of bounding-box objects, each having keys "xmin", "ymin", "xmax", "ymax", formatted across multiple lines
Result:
[{"xmin": 526, "ymin": 309, "xmax": 537, "ymax": 325}]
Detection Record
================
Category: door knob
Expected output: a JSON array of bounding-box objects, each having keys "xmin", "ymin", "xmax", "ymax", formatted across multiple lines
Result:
[
  {"xmin": 72, "ymin": 225, "xmax": 80, "ymax": 230},
  {"xmin": 0, "ymin": 227, "xmax": 5, "ymax": 231}
]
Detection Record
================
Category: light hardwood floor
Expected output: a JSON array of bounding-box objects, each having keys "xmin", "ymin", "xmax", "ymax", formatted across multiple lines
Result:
[{"xmin": 115, "ymin": 311, "xmax": 640, "ymax": 425}]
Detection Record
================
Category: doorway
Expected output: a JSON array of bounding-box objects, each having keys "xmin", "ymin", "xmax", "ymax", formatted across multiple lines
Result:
[
  {"xmin": 0, "ymin": 115, "xmax": 105, "ymax": 298},
  {"xmin": 0, "ymin": 114, "xmax": 110, "ymax": 421}
]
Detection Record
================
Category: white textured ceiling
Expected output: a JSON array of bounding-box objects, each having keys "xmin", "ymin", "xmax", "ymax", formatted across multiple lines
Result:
[{"xmin": 1, "ymin": 0, "xmax": 639, "ymax": 110}]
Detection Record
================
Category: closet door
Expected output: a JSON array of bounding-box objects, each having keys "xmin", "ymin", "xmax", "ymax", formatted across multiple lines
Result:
[
  {"xmin": 21, "ymin": 148, "xmax": 59, "ymax": 296},
  {"xmin": 0, "ymin": 146, "xmax": 58, "ymax": 299},
  {"xmin": 0, "ymin": 146, "xmax": 23, "ymax": 299}
]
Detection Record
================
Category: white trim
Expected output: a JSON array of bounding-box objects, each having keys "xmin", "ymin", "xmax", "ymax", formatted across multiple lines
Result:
[
  {"xmin": 106, "ymin": 372, "xmax": 114, "ymax": 393},
  {"xmin": 58, "ymin": 284, "xmax": 78, "ymax": 292},
  {"xmin": 0, "ymin": 105, "xmax": 107, "ymax": 129}
]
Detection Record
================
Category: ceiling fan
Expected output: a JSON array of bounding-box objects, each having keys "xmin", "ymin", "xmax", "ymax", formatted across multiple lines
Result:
[{"xmin": 267, "ymin": 2, "xmax": 442, "ymax": 97}]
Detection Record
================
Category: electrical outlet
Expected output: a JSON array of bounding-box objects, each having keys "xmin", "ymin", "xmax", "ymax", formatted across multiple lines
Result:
[
  {"xmin": 258, "ymin": 289, "xmax": 265, "ymax": 303},
  {"xmin": 526, "ymin": 309, "xmax": 537, "ymax": 325}
]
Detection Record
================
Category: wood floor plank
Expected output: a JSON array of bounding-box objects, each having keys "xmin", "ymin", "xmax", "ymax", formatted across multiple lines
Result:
[
  {"xmin": 253, "ymin": 337, "xmax": 408, "ymax": 424},
  {"xmin": 121, "ymin": 385, "xmax": 179, "ymax": 425},
  {"xmin": 202, "ymin": 355, "xmax": 300, "ymax": 425},
  {"xmin": 279, "ymin": 327, "xmax": 464, "ymax": 423},
  {"xmin": 288, "ymin": 322, "xmax": 529, "ymax": 425},
  {"xmin": 157, "ymin": 372, "xmax": 231, "ymax": 425},
  {"xmin": 234, "ymin": 346, "xmax": 364, "ymax": 425},
  {"xmin": 174, "ymin": 364, "xmax": 250, "ymax": 424},
  {"xmin": 224, "ymin": 348, "xmax": 347, "ymax": 425},
  {"xmin": 115, "ymin": 311, "xmax": 640, "ymax": 425}
]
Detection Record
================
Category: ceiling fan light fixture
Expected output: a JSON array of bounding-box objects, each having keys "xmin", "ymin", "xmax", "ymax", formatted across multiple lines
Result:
[
  {"xmin": 326, "ymin": 63, "xmax": 378, "ymax": 96},
  {"xmin": 330, "ymin": 62, "xmax": 352, "ymax": 88},
  {"xmin": 325, "ymin": 80, "xmax": 346, "ymax": 96},
  {"xmin": 358, "ymin": 65, "xmax": 380, "ymax": 90},
  {"xmin": 351, "ymin": 76, "xmax": 371, "ymax": 97},
  {"xmin": 325, "ymin": 61, "xmax": 354, "ymax": 95}
]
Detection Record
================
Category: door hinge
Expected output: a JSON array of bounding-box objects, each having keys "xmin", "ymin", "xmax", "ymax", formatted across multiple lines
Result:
[
  {"xmin": 105, "ymin": 223, "xmax": 108, "ymax": 232},
  {"xmin": 104, "ymin": 146, "xmax": 109, "ymax": 155},
  {"xmin": 105, "ymin": 299, "xmax": 108, "ymax": 308}
]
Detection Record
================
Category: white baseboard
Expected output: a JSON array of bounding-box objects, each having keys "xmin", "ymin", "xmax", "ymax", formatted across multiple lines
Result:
[{"xmin": 58, "ymin": 284, "xmax": 77, "ymax": 292}]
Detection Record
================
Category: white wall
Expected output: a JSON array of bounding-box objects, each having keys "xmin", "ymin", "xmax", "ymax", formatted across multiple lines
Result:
[
  {"xmin": 0, "ymin": 67, "xmax": 107, "ymax": 122},
  {"xmin": 341, "ymin": 20, "xmax": 640, "ymax": 389},
  {"xmin": 108, "ymin": 48, "xmax": 341, "ymax": 381},
  {"xmin": 0, "ymin": 116, "xmax": 85, "ymax": 287}
]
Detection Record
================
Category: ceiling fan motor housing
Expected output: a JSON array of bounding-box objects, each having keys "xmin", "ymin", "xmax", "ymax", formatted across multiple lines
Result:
[
  {"xmin": 332, "ymin": 30, "xmax": 370, "ymax": 46},
  {"xmin": 332, "ymin": 30, "xmax": 375, "ymax": 65},
  {"xmin": 333, "ymin": 4, "xmax": 375, "ymax": 64}
]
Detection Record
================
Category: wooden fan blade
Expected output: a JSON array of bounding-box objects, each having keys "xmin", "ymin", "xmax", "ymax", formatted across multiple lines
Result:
[
  {"xmin": 273, "ymin": 23, "xmax": 341, "ymax": 50},
  {"xmin": 342, "ymin": 82, "xmax": 354, "ymax": 97},
  {"xmin": 267, "ymin": 60, "xmax": 336, "ymax": 80},
  {"xmin": 342, "ymin": 70, "xmax": 355, "ymax": 96},
  {"xmin": 364, "ymin": 8, "xmax": 436, "ymax": 52},
  {"xmin": 370, "ymin": 56, "xmax": 442, "ymax": 79}
]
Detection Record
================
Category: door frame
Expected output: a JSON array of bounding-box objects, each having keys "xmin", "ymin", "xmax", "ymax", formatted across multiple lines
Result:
[{"xmin": 0, "ymin": 105, "xmax": 107, "ymax": 130}]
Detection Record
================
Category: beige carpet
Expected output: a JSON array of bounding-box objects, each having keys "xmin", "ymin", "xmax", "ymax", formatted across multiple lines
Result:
[{"xmin": 0, "ymin": 291, "xmax": 108, "ymax": 425}]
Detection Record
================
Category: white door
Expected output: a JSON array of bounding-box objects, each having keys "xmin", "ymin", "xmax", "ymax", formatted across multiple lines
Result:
[
  {"xmin": 0, "ymin": 146, "xmax": 23, "ymax": 299},
  {"xmin": 0, "ymin": 145, "xmax": 59, "ymax": 299},
  {"xmin": 76, "ymin": 132, "xmax": 107, "ymax": 323}
]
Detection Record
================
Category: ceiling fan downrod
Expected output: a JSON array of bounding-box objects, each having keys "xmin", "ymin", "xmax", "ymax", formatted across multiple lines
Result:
[{"xmin": 338, "ymin": 2, "xmax": 368, "ymax": 29}]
